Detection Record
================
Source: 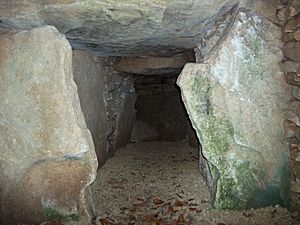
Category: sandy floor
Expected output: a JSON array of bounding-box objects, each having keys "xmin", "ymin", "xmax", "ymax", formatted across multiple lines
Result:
[{"xmin": 90, "ymin": 141, "xmax": 300, "ymax": 225}]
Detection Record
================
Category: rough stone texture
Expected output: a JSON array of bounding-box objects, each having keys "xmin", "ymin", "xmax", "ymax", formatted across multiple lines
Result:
[
  {"xmin": 295, "ymin": 29, "xmax": 300, "ymax": 41},
  {"xmin": 104, "ymin": 74, "xmax": 136, "ymax": 155},
  {"xmin": 282, "ymin": 60, "xmax": 300, "ymax": 72},
  {"xmin": 283, "ymin": 41, "xmax": 300, "ymax": 61},
  {"xmin": 73, "ymin": 50, "xmax": 136, "ymax": 166},
  {"xmin": 194, "ymin": 3, "xmax": 238, "ymax": 62},
  {"xmin": 0, "ymin": 0, "xmax": 238, "ymax": 56},
  {"xmin": 244, "ymin": 0, "xmax": 283, "ymax": 24},
  {"xmin": 0, "ymin": 26, "xmax": 97, "ymax": 224},
  {"xmin": 113, "ymin": 56, "xmax": 191, "ymax": 75},
  {"xmin": 72, "ymin": 50, "xmax": 108, "ymax": 166},
  {"xmin": 177, "ymin": 10, "xmax": 292, "ymax": 209},
  {"xmin": 279, "ymin": 0, "xmax": 300, "ymax": 209},
  {"xmin": 292, "ymin": 86, "xmax": 300, "ymax": 100},
  {"xmin": 114, "ymin": 76, "xmax": 137, "ymax": 150},
  {"xmin": 187, "ymin": 121, "xmax": 199, "ymax": 148},
  {"xmin": 284, "ymin": 13, "xmax": 300, "ymax": 32}
]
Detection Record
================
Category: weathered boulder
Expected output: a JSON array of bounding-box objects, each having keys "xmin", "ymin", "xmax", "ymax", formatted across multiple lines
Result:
[
  {"xmin": 0, "ymin": 0, "xmax": 238, "ymax": 56},
  {"xmin": 0, "ymin": 26, "xmax": 97, "ymax": 224},
  {"xmin": 177, "ymin": 10, "xmax": 292, "ymax": 209}
]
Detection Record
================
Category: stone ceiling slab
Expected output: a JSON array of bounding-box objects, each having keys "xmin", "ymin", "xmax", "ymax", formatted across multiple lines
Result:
[{"xmin": 0, "ymin": 0, "xmax": 238, "ymax": 56}]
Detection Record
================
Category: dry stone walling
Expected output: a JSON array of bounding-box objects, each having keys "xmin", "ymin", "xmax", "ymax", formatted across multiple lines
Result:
[
  {"xmin": 178, "ymin": 9, "xmax": 292, "ymax": 209},
  {"xmin": 72, "ymin": 51, "xmax": 136, "ymax": 167},
  {"xmin": 277, "ymin": 0, "xmax": 300, "ymax": 209},
  {"xmin": 0, "ymin": 26, "xmax": 97, "ymax": 225}
]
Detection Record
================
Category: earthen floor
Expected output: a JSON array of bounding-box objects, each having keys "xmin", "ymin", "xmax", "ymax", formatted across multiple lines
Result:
[{"xmin": 90, "ymin": 141, "xmax": 300, "ymax": 225}]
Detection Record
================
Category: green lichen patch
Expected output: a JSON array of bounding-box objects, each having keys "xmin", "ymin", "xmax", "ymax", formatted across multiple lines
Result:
[
  {"xmin": 215, "ymin": 161, "xmax": 263, "ymax": 209},
  {"xmin": 187, "ymin": 73, "xmax": 234, "ymax": 164},
  {"xmin": 43, "ymin": 207, "xmax": 80, "ymax": 223}
]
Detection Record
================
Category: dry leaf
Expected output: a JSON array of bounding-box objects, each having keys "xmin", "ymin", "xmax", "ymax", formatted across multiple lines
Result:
[
  {"xmin": 153, "ymin": 198, "xmax": 164, "ymax": 205},
  {"xmin": 177, "ymin": 214, "xmax": 185, "ymax": 223},
  {"xmin": 175, "ymin": 200, "xmax": 184, "ymax": 207},
  {"xmin": 99, "ymin": 218, "xmax": 116, "ymax": 225},
  {"xmin": 145, "ymin": 213, "xmax": 159, "ymax": 222},
  {"xmin": 128, "ymin": 214, "xmax": 136, "ymax": 221},
  {"xmin": 167, "ymin": 205, "xmax": 175, "ymax": 215}
]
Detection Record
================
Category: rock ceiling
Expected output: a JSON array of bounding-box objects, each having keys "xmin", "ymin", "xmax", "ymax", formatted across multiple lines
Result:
[{"xmin": 0, "ymin": 0, "xmax": 238, "ymax": 56}]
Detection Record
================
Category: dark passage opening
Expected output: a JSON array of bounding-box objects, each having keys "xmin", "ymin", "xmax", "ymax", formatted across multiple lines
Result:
[
  {"xmin": 131, "ymin": 74, "xmax": 198, "ymax": 146},
  {"xmin": 90, "ymin": 54, "xmax": 206, "ymax": 225}
]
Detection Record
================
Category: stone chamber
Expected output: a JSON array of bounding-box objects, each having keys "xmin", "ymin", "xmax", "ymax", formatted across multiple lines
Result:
[{"xmin": 0, "ymin": 0, "xmax": 300, "ymax": 225}]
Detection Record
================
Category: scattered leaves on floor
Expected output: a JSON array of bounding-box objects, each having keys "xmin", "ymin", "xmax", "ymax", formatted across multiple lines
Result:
[
  {"xmin": 99, "ymin": 218, "xmax": 116, "ymax": 225},
  {"xmin": 153, "ymin": 198, "xmax": 165, "ymax": 205}
]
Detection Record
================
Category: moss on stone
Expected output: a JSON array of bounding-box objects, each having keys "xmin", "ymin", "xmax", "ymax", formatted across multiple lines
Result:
[
  {"xmin": 187, "ymin": 73, "xmax": 234, "ymax": 164},
  {"xmin": 240, "ymin": 36, "xmax": 264, "ymax": 82},
  {"xmin": 43, "ymin": 207, "xmax": 80, "ymax": 223},
  {"xmin": 215, "ymin": 161, "xmax": 261, "ymax": 209}
]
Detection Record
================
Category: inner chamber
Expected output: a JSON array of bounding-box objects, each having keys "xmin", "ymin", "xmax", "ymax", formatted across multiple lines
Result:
[{"xmin": 72, "ymin": 51, "xmax": 209, "ymax": 224}]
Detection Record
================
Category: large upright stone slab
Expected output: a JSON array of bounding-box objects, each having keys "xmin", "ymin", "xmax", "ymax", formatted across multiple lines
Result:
[
  {"xmin": 72, "ymin": 50, "xmax": 108, "ymax": 166},
  {"xmin": 177, "ymin": 10, "xmax": 292, "ymax": 209},
  {"xmin": 0, "ymin": 26, "xmax": 97, "ymax": 224},
  {"xmin": 72, "ymin": 51, "xmax": 136, "ymax": 167}
]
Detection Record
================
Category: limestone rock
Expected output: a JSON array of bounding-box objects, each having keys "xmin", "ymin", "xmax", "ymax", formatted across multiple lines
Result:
[
  {"xmin": 297, "ymin": 153, "xmax": 300, "ymax": 162},
  {"xmin": 284, "ymin": 14, "xmax": 300, "ymax": 32},
  {"xmin": 290, "ymin": 0, "xmax": 300, "ymax": 14},
  {"xmin": 294, "ymin": 162, "xmax": 300, "ymax": 178},
  {"xmin": 283, "ymin": 42, "xmax": 300, "ymax": 61},
  {"xmin": 291, "ymin": 181, "xmax": 300, "ymax": 193},
  {"xmin": 285, "ymin": 120, "xmax": 298, "ymax": 138},
  {"xmin": 0, "ymin": 0, "xmax": 238, "ymax": 56},
  {"xmin": 277, "ymin": 7, "xmax": 287, "ymax": 21},
  {"xmin": 72, "ymin": 50, "xmax": 108, "ymax": 166},
  {"xmin": 281, "ymin": 32, "xmax": 296, "ymax": 42},
  {"xmin": 290, "ymin": 100, "xmax": 300, "ymax": 115},
  {"xmin": 292, "ymin": 86, "xmax": 300, "ymax": 100},
  {"xmin": 113, "ymin": 56, "xmax": 189, "ymax": 75},
  {"xmin": 282, "ymin": 60, "xmax": 299, "ymax": 72},
  {"xmin": 187, "ymin": 121, "xmax": 199, "ymax": 148},
  {"xmin": 0, "ymin": 26, "xmax": 97, "ymax": 224},
  {"xmin": 286, "ymin": 72, "xmax": 300, "ymax": 86},
  {"xmin": 287, "ymin": 111, "xmax": 300, "ymax": 126},
  {"xmin": 114, "ymin": 76, "xmax": 137, "ymax": 150},
  {"xmin": 295, "ymin": 29, "xmax": 300, "ymax": 41},
  {"xmin": 177, "ymin": 10, "xmax": 291, "ymax": 209}
]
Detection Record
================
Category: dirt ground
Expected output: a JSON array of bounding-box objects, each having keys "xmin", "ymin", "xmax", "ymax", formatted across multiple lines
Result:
[{"xmin": 90, "ymin": 141, "xmax": 300, "ymax": 225}]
